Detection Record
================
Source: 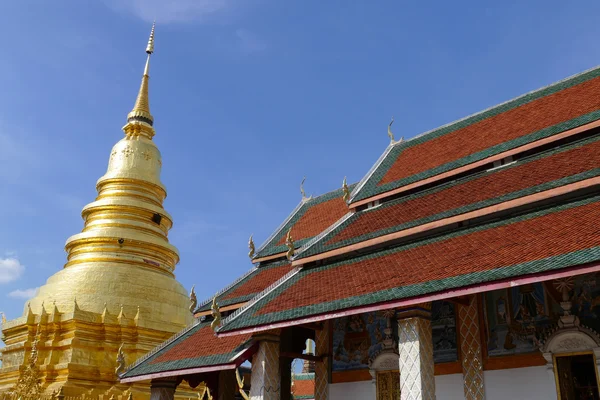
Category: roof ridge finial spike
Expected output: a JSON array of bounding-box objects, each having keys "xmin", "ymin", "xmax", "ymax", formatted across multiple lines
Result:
[
  {"xmin": 126, "ymin": 22, "xmax": 155, "ymax": 129},
  {"xmin": 387, "ymin": 116, "xmax": 395, "ymax": 144},
  {"xmin": 342, "ymin": 176, "xmax": 350, "ymax": 202},
  {"xmin": 300, "ymin": 177, "xmax": 307, "ymax": 201},
  {"xmin": 146, "ymin": 20, "xmax": 156, "ymax": 55}
]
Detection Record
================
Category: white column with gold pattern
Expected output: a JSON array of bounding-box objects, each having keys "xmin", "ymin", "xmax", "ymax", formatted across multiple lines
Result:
[
  {"xmin": 250, "ymin": 333, "xmax": 281, "ymax": 400},
  {"xmin": 396, "ymin": 305, "xmax": 436, "ymax": 400}
]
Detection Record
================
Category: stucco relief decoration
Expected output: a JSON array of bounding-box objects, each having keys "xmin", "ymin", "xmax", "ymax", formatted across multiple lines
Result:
[
  {"xmin": 483, "ymin": 273, "xmax": 600, "ymax": 357},
  {"xmin": 333, "ymin": 301, "xmax": 457, "ymax": 373}
]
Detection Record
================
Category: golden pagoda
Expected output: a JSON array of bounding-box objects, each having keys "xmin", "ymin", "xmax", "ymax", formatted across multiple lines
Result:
[{"xmin": 0, "ymin": 24, "xmax": 196, "ymax": 398}]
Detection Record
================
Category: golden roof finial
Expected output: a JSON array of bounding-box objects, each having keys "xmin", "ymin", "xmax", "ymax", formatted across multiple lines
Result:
[
  {"xmin": 1, "ymin": 312, "xmax": 6, "ymax": 325},
  {"xmin": 248, "ymin": 235, "xmax": 256, "ymax": 259},
  {"xmin": 115, "ymin": 343, "xmax": 126, "ymax": 376},
  {"xmin": 342, "ymin": 176, "xmax": 350, "ymax": 202},
  {"xmin": 210, "ymin": 297, "xmax": 221, "ymax": 331},
  {"xmin": 127, "ymin": 22, "xmax": 156, "ymax": 127},
  {"xmin": 189, "ymin": 285, "xmax": 197, "ymax": 314},
  {"xmin": 285, "ymin": 228, "xmax": 295, "ymax": 260}
]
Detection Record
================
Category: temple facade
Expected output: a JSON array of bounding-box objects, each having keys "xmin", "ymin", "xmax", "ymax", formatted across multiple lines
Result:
[
  {"xmin": 0, "ymin": 26, "xmax": 197, "ymax": 398},
  {"xmin": 121, "ymin": 64, "xmax": 600, "ymax": 400}
]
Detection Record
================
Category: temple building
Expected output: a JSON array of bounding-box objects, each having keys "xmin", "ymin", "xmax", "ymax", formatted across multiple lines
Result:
[
  {"xmin": 0, "ymin": 26, "xmax": 198, "ymax": 398},
  {"xmin": 121, "ymin": 64, "xmax": 600, "ymax": 400}
]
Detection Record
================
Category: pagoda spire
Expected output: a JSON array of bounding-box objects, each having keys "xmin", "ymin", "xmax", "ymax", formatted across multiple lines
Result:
[{"xmin": 125, "ymin": 22, "xmax": 156, "ymax": 137}]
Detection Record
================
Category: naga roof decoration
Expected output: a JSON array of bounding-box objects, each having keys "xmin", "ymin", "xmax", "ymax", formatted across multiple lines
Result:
[
  {"xmin": 350, "ymin": 66, "xmax": 600, "ymax": 204},
  {"xmin": 253, "ymin": 184, "xmax": 357, "ymax": 260},
  {"xmin": 219, "ymin": 194, "xmax": 600, "ymax": 333},
  {"xmin": 121, "ymin": 321, "xmax": 253, "ymax": 380},
  {"xmin": 298, "ymin": 134, "xmax": 600, "ymax": 259}
]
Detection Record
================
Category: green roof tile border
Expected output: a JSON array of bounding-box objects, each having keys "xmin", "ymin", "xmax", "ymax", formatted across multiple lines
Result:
[
  {"xmin": 196, "ymin": 259, "xmax": 291, "ymax": 312},
  {"xmin": 255, "ymin": 184, "xmax": 356, "ymax": 258},
  {"xmin": 122, "ymin": 321, "xmax": 253, "ymax": 378},
  {"xmin": 220, "ymin": 194, "xmax": 600, "ymax": 332},
  {"xmin": 351, "ymin": 66, "xmax": 600, "ymax": 202},
  {"xmin": 299, "ymin": 135, "xmax": 600, "ymax": 258}
]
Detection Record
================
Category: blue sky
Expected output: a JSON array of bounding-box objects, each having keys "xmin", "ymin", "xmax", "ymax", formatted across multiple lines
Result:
[{"xmin": 1, "ymin": 0, "xmax": 600, "ymax": 321}]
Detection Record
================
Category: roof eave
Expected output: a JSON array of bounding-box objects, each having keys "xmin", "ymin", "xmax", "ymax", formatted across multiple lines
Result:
[{"xmin": 217, "ymin": 260, "xmax": 600, "ymax": 337}]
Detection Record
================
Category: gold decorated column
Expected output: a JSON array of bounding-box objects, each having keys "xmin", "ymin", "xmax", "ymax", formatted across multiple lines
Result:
[
  {"xmin": 314, "ymin": 321, "xmax": 331, "ymax": 400},
  {"xmin": 396, "ymin": 305, "xmax": 436, "ymax": 400},
  {"xmin": 458, "ymin": 296, "xmax": 486, "ymax": 400},
  {"xmin": 250, "ymin": 332, "xmax": 281, "ymax": 400}
]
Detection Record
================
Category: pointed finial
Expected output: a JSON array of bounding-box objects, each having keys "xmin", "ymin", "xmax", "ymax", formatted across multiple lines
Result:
[
  {"xmin": 248, "ymin": 235, "xmax": 256, "ymax": 259},
  {"xmin": 146, "ymin": 21, "xmax": 155, "ymax": 55},
  {"xmin": 115, "ymin": 343, "xmax": 126, "ymax": 376},
  {"xmin": 210, "ymin": 297, "xmax": 221, "ymax": 331},
  {"xmin": 126, "ymin": 23, "xmax": 156, "ymax": 129},
  {"xmin": 300, "ymin": 177, "xmax": 307, "ymax": 200},
  {"xmin": 134, "ymin": 305, "xmax": 141, "ymax": 322},
  {"xmin": 73, "ymin": 297, "xmax": 80, "ymax": 312},
  {"xmin": 342, "ymin": 176, "xmax": 350, "ymax": 202},
  {"xmin": 387, "ymin": 116, "xmax": 395, "ymax": 144},
  {"xmin": 189, "ymin": 285, "xmax": 197, "ymax": 314},
  {"xmin": 285, "ymin": 228, "xmax": 295, "ymax": 260},
  {"xmin": 1, "ymin": 312, "xmax": 6, "ymax": 324}
]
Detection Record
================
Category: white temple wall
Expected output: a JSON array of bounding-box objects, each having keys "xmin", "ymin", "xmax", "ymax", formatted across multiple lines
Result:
[
  {"xmin": 329, "ymin": 374, "xmax": 464, "ymax": 400},
  {"xmin": 330, "ymin": 381, "xmax": 375, "ymax": 400},
  {"xmin": 483, "ymin": 366, "xmax": 556, "ymax": 400}
]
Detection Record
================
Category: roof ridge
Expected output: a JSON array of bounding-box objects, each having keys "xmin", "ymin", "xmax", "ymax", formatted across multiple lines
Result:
[
  {"xmin": 255, "ymin": 200, "xmax": 305, "ymax": 255},
  {"xmin": 350, "ymin": 64, "xmax": 600, "ymax": 204},
  {"xmin": 295, "ymin": 211, "xmax": 354, "ymax": 258},
  {"xmin": 349, "ymin": 142, "xmax": 396, "ymax": 203},
  {"xmin": 218, "ymin": 265, "xmax": 302, "ymax": 330},
  {"xmin": 196, "ymin": 266, "xmax": 259, "ymax": 311},
  {"xmin": 404, "ymin": 64, "xmax": 600, "ymax": 147}
]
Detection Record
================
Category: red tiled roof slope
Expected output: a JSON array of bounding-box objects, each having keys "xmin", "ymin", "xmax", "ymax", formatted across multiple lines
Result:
[
  {"xmin": 223, "ymin": 263, "xmax": 293, "ymax": 300},
  {"xmin": 329, "ymin": 137, "xmax": 600, "ymax": 245},
  {"xmin": 293, "ymin": 379, "xmax": 315, "ymax": 398},
  {"xmin": 276, "ymin": 197, "xmax": 348, "ymax": 245},
  {"xmin": 151, "ymin": 324, "xmax": 251, "ymax": 364},
  {"xmin": 379, "ymin": 74, "xmax": 600, "ymax": 185},
  {"xmin": 258, "ymin": 198, "xmax": 600, "ymax": 316}
]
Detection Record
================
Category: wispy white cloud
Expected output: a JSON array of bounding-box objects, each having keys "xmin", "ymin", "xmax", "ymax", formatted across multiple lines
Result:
[
  {"xmin": 0, "ymin": 257, "xmax": 25, "ymax": 284},
  {"xmin": 7, "ymin": 287, "xmax": 38, "ymax": 299},
  {"xmin": 235, "ymin": 29, "xmax": 267, "ymax": 54},
  {"xmin": 103, "ymin": 0, "xmax": 232, "ymax": 24}
]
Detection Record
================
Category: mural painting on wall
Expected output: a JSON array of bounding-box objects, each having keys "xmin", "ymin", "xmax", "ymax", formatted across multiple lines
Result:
[
  {"xmin": 332, "ymin": 311, "xmax": 387, "ymax": 371},
  {"xmin": 432, "ymin": 301, "xmax": 458, "ymax": 363},
  {"xmin": 484, "ymin": 272, "xmax": 600, "ymax": 356},
  {"xmin": 332, "ymin": 301, "xmax": 458, "ymax": 371}
]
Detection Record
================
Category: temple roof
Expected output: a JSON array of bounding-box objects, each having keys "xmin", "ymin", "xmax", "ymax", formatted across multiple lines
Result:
[
  {"xmin": 219, "ymin": 194, "xmax": 600, "ymax": 334},
  {"xmin": 292, "ymin": 372, "xmax": 315, "ymax": 399},
  {"xmin": 253, "ymin": 185, "xmax": 355, "ymax": 260},
  {"xmin": 121, "ymin": 321, "xmax": 253, "ymax": 380},
  {"xmin": 195, "ymin": 260, "xmax": 294, "ymax": 312},
  {"xmin": 350, "ymin": 66, "xmax": 600, "ymax": 204},
  {"xmin": 298, "ymin": 134, "xmax": 600, "ymax": 259}
]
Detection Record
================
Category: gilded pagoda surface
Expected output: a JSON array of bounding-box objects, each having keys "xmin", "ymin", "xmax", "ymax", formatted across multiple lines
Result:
[{"xmin": 0, "ymin": 24, "xmax": 194, "ymax": 398}]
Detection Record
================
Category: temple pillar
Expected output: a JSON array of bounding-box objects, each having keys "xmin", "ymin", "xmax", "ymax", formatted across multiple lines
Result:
[
  {"xmin": 458, "ymin": 295, "xmax": 486, "ymax": 400},
  {"xmin": 396, "ymin": 305, "xmax": 435, "ymax": 400},
  {"xmin": 218, "ymin": 370, "xmax": 237, "ymax": 400},
  {"xmin": 150, "ymin": 378, "xmax": 179, "ymax": 400},
  {"xmin": 314, "ymin": 321, "xmax": 331, "ymax": 400},
  {"xmin": 280, "ymin": 357, "xmax": 292, "ymax": 400},
  {"xmin": 250, "ymin": 332, "xmax": 281, "ymax": 400}
]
